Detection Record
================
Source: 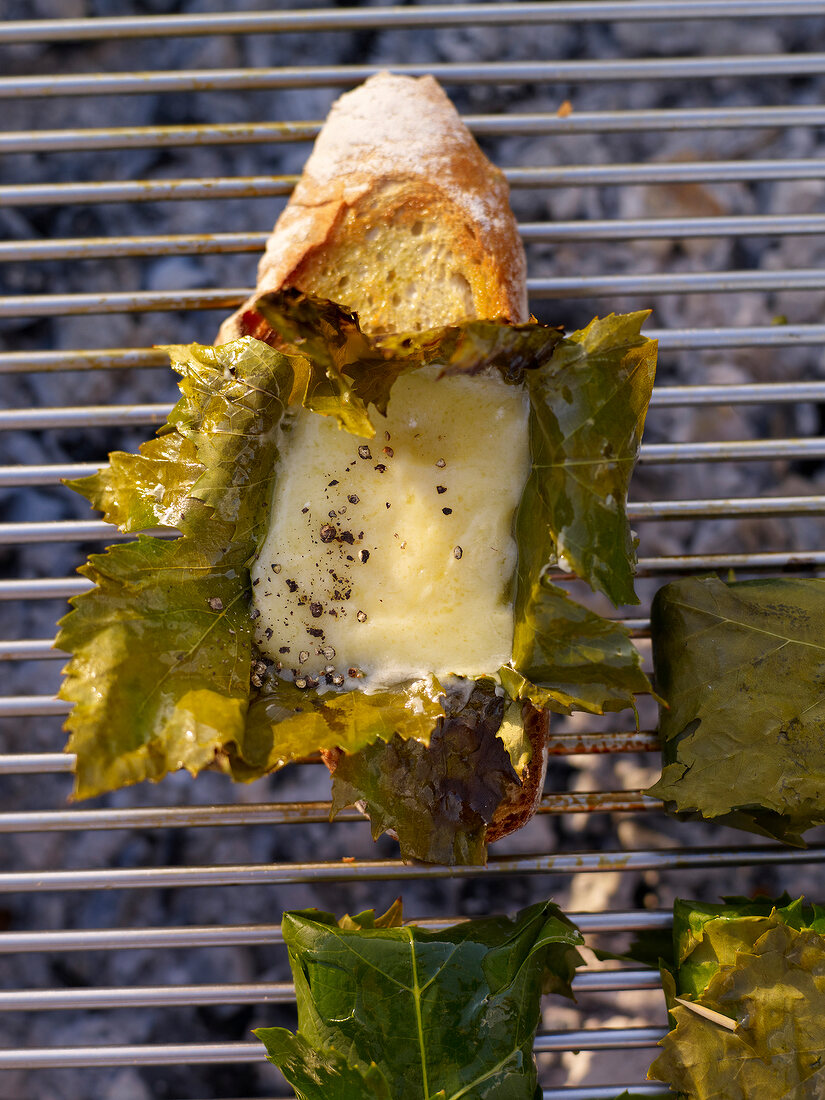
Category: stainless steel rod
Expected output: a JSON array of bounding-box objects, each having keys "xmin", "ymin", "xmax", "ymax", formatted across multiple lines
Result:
[
  {"xmin": 0, "ymin": 550, "xmax": 820, "ymax": 613},
  {"xmin": 542, "ymin": 1089, "xmax": 667, "ymax": 1100},
  {"xmin": 2, "ymin": 2, "xmax": 820, "ymax": 42},
  {"xmin": 0, "ymin": 289, "xmax": 249, "ymax": 317},
  {"xmin": 0, "ymin": 497, "xmax": 820, "ymax": 548},
  {"xmin": 0, "ymin": 968, "xmax": 657, "ymax": 1011},
  {"xmin": 0, "ymin": 754, "xmax": 73, "ymax": 774},
  {"xmin": 637, "ymin": 550, "xmax": 825, "ymax": 571},
  {"xmin": 639, "ymin": 438, "xmax": 825, "ymax": 464},
  {"xmin": 5, "ymin": 159, "xmax": 825, "ymax": 207},
  {"xmin": 0, "ymin": 733, "xmax": 659, "ymax": 775},
  {"xmin": 528, "ymin": 268, "xmax": 825, "ymax": 297},
  {"xmin": 1, "ymin": 846, "xmax": 822, "ymax": 894},
  {"xmin": 534, "ymin": 1027, "xmax": 666, "ymax": 1052},
  {"xmin": 0, "ymin": 407, "xmax": 166, "ymax": 431},
  {"xmin": 5, "ymin": 436, "xmax": 823, "ymax": 481},
  {"xmin": 0, "ymin": 578, "xmax": 90, "ymax": 601},
  {"xmin": 0, "ymin": 232, "xmax": 270, "ymax": 263},
  {"xmin": 0, "ymin": 726, "xmax": 658, "ymax": 756},
  {"xmin": 0, "ymin": 982, "xmax": 293, "ymax": 1012},
  {"xmin": 0, "ymin": 464, "xmax": 98, "ymax": 487},
  {"xmin": 0, "ymin": 910, "xmax": 673, "ymax": 954},
  {"xmin": 8, "ymin": 269, "xmax": 825, "ymax": 318},
  {"xmin": 7, "ymin": 213, "xmax": 825, "ymax": 265},
  {"xmin": 520, "ymin": 213, "xmax": 825, "ymax": 241},
  {"xmin": 0, "ymin": 348, "xmax": 168, "ymax": 374},
  {"xmin": 7, "ymin": 105, "xmax": 825, "ymax": 156},
  {"xmin": 0, "ymin": 639, "xmax": 62, "ymax": 660},
  {"xmin": 4, "ymin": 334, "xmax": 825, "ymax": 378},
  {"xmin": 0, "ymin": 697, "xmax": 69, "ymax": 717},
  {"xmin": 0, "ymin": 1043, "xmax": 264, "ymax": 1068},
  {"xmin": 0, "ymin": 522, "xmax": 172, "ymax": 546},
  {"xmin": 649, "ymin": 378, "xmax": 825, "ymax": 402},
  {"xmin": 0, "ymin": 791, "xmax": 657, "ymax": 832},
  {"xmin": 630, "ymin": 495, "xmax": 825, "ymax": 519},
  {"xmin": 3, "ymin": 55, "xmax": 825, "ymax": 99},
  {"xmin": 0, "ymin": 1028, "xmax": 667, "ymax": 1068}
]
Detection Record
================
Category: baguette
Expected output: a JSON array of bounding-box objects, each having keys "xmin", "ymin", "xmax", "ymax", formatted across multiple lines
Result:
[
  {"xmin": 218, "ymin": 72, "xmax": 527, "ymax": 341},
  {"xmin": 221, "ymin": 72, "xmax": 547, "ymax": 850}
]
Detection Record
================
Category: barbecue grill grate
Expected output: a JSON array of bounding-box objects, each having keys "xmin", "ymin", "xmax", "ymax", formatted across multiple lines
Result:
[{"xmin": 3, "ymin": 3, "xmax": 825, "ymax": 1097}]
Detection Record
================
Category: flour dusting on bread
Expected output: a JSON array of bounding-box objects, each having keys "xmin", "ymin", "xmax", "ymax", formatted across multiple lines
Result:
[{"xmin": 217, "ymin": 72, "xmax": 527, "ymax": 341}]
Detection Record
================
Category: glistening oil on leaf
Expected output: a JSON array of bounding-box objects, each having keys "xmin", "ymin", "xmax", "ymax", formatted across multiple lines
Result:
[{"xmin": 256, "ymin": 900, "xmax": 584, "ymax": 1100}]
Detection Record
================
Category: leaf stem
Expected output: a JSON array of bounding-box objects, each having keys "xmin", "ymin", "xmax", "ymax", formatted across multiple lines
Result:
[{"xmin": 407, "ymin": 927, "xmax": 431, "ymax": 1099}]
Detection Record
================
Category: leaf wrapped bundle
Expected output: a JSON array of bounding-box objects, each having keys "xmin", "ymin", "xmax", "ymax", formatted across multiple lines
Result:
[
  {"xmin": 59, "ymin": 292, "xmax": 655, "ymax": 862},
  {"xmin": 650, "ymin": 896, "xmax": 825, "ymax": 1098},
  {"xmin": 649, "ymin": 576, "xmax": 825, "ymax": 845},
  {"xmin": 256, "ymin": 899, "xmax": 584, "ymax": 1100}
]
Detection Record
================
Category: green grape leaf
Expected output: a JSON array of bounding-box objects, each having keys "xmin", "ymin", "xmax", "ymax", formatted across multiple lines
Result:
[
  {"xmin": 257, "ymin": 900, "xmax": 584, "ymax": 1100},
  {"xmin": 651, "ymin": 906, "xmax": 825, "ymax": 1099},
  {"xmin": 649, "ymin": 576, "xmax": 825, "ymax": 845},
  {"xmin": 516, "ymin": 311, "xmax": 657, "ymax": 607}
]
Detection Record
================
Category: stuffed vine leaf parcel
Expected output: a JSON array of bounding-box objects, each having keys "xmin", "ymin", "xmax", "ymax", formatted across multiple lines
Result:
[
  {"xmin": 649, "ymin": 575, "xmax": 825, "ymax": 846},
  {"xmin": 59, "ymin": 292, "xmax": 655, "ymax": 863},
  {"xmin": 648, "ymin": 895, "xmax": 825, "ymax": 1099},
  {"xmin": 256, "ymin": 898, "xmax": 584, "ymax": 1100}
]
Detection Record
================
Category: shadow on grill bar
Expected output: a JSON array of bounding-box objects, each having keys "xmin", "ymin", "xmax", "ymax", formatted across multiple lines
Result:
[{"xmin": 3, "ymin": 2, "xmax": 825, "ymax": 1097}]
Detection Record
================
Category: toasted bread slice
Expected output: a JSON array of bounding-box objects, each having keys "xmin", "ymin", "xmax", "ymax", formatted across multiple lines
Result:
[
  {"xmin": 217, "ymin": 72, "xmax": 528, "ymax": 341},
  {"xmin": 221, "ymin": 72, "xmax": 545, "ymax": 850}
]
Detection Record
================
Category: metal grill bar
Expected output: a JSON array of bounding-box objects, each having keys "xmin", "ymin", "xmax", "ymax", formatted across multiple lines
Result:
[
  {"xmin": 2, "ymin": 1, "xmax": 821, "ymax": 43},
  {"xmin": 649, "ymin": 378, "xmax": 825, "ymax": 401},
  {"xmin": 7, "ymin": 269, "xmax": 825, "ymax": 319},
  {"xmin": 0, "ymin": 910, "xmax": 673, "ymax": 954},
  {"xmin": 0, "ymin": 1029, "xmax": 666, "ymax": 1068},
  {"xmin": 0, "ymin": 522, "xmax": 170, "ymax": 546},
  {"xmin": 7, "ymin": 159, "xmax": 825, "ymax": 208},
  {"xmin": 0, "ymin": 465, "xmax": 97, "ymax": 487},
  {"xmin": 536, "ymin": 1028, "xmax": 665, "ymax": 1052},
  {"xmin": 0, "ymin": 579, "xmax": 89, "ymax": 601},
  {"xmin": 1, "ymin": 497, "xmax": 821, "ymax": 551},
  {"xmin": 0, "ymin": 349, "xmax": 168, "ymax": 374},
  {"xmin": 639, "ymin": 439, "xmax": 825, "ymax": 463},
  {"xmin": 0, "ymin": 968, "xmax": 659, "ymax": 1012},
  {"xmin": 2, "ymin": 846, "xmax": 824, "ymax": 894},
  {"xmin": 3, "ymin": 437, "xmax": 822, "ymax": 483},
  {"xmin": 0, "ymin": 407, "xmax": 168, "ymax": 432},
  {"xmin": 0, "ymin": 735, "xmax": 661, "ymax": 776},
  {"xmin": 0, "ymin": 792, "xmax": 658, "ymax": 833},
  {"xmin": 6, "ymin": 104, "xmax": 825, "ymax": 156},
  {"xmin": 544, "ymin": 1090, "xmax": 667, "ymax": 1100},
  {"xmin": 3, "ymin": 336, "xmax": 825, "ymax": 378},
  {"xmin": 7, "ymin": 214, "xmax": 825, "ymax": 265},
  {"xmin": 5, "ymin": 56, "xmax": 825, "ymax": 100},
  {"xmin": 0, "ymin": 550, "xmax": 821, "ymax": 611}
]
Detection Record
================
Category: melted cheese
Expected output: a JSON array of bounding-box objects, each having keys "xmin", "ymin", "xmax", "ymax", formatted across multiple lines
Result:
[{"xmin": 251, "ymin": 367, "xmax": 530, "ymax": 689}]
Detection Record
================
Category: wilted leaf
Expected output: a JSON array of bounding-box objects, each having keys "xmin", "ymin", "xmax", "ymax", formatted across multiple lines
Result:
[
  {"xmin": 508, "ymin": 578, "xmax": 651, "ymax": 716},
  {"xmin": 516, "ymin": 311, "xmax": 656, "ymax": 608},
  {"xmin": 328, "ymin": 681, "xmax": 522, "ymax": 865},
  {"xmin": 256, "ymin": 900, "xmax": 583, "ymax": 1100},
  {"xmin": 649, "ymin": 576, "xmax": 825, "ymax": 845},
  {"xmin": 651, "ymin": 899, "xmax": 825, "ymax": 1099},
  {"xmin": 224, "ymin": 675, "xmax": 445, "ymax": 780}
]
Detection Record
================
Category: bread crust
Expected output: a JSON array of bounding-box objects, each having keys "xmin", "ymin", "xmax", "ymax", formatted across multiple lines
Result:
[
  {"xmin": 223, "ymin": 73, "xmax": 546, "ymax": 854},
  {"xmin": 217, "ymin": 72, "xmax": 528, "ymax": 342}
]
